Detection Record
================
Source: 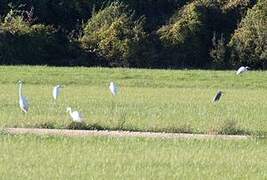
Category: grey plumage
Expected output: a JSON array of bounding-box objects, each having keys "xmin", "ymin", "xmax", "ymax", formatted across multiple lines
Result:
[{"xmin": 213, "ymin": 91, "xmax": 223, "ymax": 102}]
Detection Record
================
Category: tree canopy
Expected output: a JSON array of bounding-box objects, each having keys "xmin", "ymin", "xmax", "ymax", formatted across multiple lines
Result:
[
  {"xmin": 0, "ymin": 0, "xmax": 266, "ymax": 69},
  {"xmin": 79, "ymin": 2, "xmax": 149, "ymax": 67},
  {"xmin": 229, "ymin": 0, "xmax": 267, "ymax": 68}
]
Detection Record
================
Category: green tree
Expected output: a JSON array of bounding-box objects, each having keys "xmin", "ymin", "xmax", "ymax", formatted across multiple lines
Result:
[
  {"xmin": 210, "ymin": 33, "xmax": 228, "ymax": 69},
  {"xmin": 157, "ymin": 1, "xmax": 204, "ymax": 68},
  {"xmin": 229, "ymin": 0, "xmax": 267, "ymax": 68},
  {"xmin": 157, "ymin": 0, "xmax": 223, "ymax": 68},
  {"xmin": 0, "ymin": 8, "xmax": 71, "ymax": 65},
  {"xmin": 79, "ymin": 2, "xmax": 150, "ymax": 67}
]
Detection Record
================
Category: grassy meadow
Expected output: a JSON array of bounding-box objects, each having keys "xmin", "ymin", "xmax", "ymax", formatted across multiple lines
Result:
[
  {"xmin": 0, "ymin": 133, "xmax": 266, "ymax": 179},
  {"xmin": 0, "ymin": 66, "xmax": 267, "ymax": 135},
  {"xmin": 0, "ymin": 66, "xmax": 267, "ymax": 179}
]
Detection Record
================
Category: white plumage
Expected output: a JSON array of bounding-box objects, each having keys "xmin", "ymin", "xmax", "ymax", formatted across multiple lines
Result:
[
  {"xmin": 66, "ymin": 107, "xmax": 84, "ymax": 123},
  {"xmin": 236, "ymin": 66, "xmax": 249, "ymax": 75},
  {"xmin": 53, "ymin": 85, "xmax": 63, "ymax": 101},
  {"xmin": 109, "ymin": 81, "xmax": 119, "ymax": 96},
  {"xmin": 18, "ymin": 80, "xmax": 29, "ymax": 113}
]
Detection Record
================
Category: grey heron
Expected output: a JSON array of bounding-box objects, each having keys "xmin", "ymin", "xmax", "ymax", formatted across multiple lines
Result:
[{"xmin": 213, "ymin": 90, "xmax": 223, "ymax": 102}]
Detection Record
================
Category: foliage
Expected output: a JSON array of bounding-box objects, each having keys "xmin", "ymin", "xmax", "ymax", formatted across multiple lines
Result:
[
  {"xmin": 157, "ymin": 0, "xmax": 223, "ymax": 68},
  {"xmin": 79, "ymin": 2, "xmax": 150, "ymax": 67},
  {"xmin": 217, "ymin": 120, "xmax": 250, "ymax": 135},
  {"xmin": 0, "ymin": 8, "xmax": 96, "ymax": 66},
  {"xmin": 221, "ymin": 0, "xmax": 251, "ymax": 10},
  {"xmin": 229, "ymin": 0, "xmax": 267, "ymax": 68},
  {"xmin": 158, "ymin": 2, "xmax": 203, "ymax": 46},
  {"xmin": 210, "ymin": 33, "xmax": 228, "ymax": 69},
  {"xmin": 0, "ymin": 0, "xmax": 186, "ymax": 32},
  {"xmin": 0, "ymin": 9, "xmax": 71, "ymax": 65},
  {"xmin": 0, "ymin": 0, "xmax": 264, "ymax": 69}
]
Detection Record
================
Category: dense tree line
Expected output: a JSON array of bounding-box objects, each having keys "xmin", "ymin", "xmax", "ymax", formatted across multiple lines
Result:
[{"xmin": 0, "ymin": 0, "xmax": 266, "ymax": 69}]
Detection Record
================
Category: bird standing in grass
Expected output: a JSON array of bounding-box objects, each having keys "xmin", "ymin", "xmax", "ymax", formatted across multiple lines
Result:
[
  {"xmin": 236, "ymin": 66, "xmax": 250, "ymax": 75},
  {"xmin": 66, "ymin": 107, "xmax": 84, "ymax": 123},
  {"xmin": 18, "ymin": 80, "xmax": 29, "ymax": 113},
  {"xmin": 109, "ymin": 81, "xmax": 119, "ymax": 96},
  {"xmin": 53, "ymin": 85, "xmax": 63, "ymax": 101},
  {"xmin": 213, "ymin": 90, "xmax": 223, "ymax": 103}
]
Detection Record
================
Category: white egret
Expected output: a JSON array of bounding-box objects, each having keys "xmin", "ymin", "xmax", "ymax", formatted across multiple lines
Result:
[
  {"xmin": 213, "ymin": 90, "xmax": 223, "ymax": 103},
  {"xmin": 109, "ymin": 81, "xmax": 119, "ymax": 96},
  {"xmin": 52, "ymin": 85, "xmax": 63, "ymax": 101},
  {"xmin": 18, "ymin": 80, "xmax": 29, "ymax": 113},
  {"xmin": 236, "ymin": 66, "xmax": 250, "ymax": 75},
  {"xmin": 66, "ymin": 107, "xmax": 84, "ymax": 123}
]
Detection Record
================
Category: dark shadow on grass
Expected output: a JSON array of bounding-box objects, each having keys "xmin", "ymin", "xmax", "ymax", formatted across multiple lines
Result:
[
  {"xmin": 34, "ymin": 122, "xmax": 57, "ymax": 129},
  {"xmin": 251, "ymin": 131, "xmax": 267, "ymax": 139},
  {"xmin": 0, "ymin": 129, "xmax": 10, "ymax": 135},
  {"xmin": 30, "ymin": 122, "xmax": 194, "ymax": 134},
  {"xmin": 67, "ymin": 122, "xmax": 106, "ymax": 130},
  {"xmin": 150, "ymin": 125, "xmax": 193, "ymax": 134},
  {"xmin": 21, "ymin": 121, "xmax": 266, "ymax": 138},
  {"xmin": 215, "ymin": 120, "xmax": 252, "ymax": 135}
]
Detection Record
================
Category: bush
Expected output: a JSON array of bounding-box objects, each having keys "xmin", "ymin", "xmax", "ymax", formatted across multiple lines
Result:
[
  {"xmin": 156, "ymin": 0, "xmax": 256, "ymax": 69},
  {"xmin": 0, "ymin": 8, "xmax": 83, "ymax": 65},
  {"xmin": 210, "ymin": 33, "xmax": 228, "ymax": 69},
  {"xmin": 157, "ymin": 1, "xmax": 208, "ymax": 68},
  {"xmin": 0, "ymin": 0, "xmax": 187, "ymax": 32},
  {"xmin": 217, "ymin": 120, "xmax": 249, "ymax": 135},
  {"xmin": 229, "ymin": 0, "xmax": 267, "ymax": 68},
  {"xmin": 79, "ymin": 2, "xmax": 151, "ymax": 67},
  {"xmin": 0, "ymin": 0, "xmax": 263, "ymax": 69}
]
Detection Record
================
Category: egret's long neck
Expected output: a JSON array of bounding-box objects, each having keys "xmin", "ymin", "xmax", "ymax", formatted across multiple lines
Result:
[
  {"xmin": 68, "ymin": 108, "xmax": 72, "ymax": 115},
  {"xmin": 19, "ymin": 83, "xmax": 23, "ymax": 97}
]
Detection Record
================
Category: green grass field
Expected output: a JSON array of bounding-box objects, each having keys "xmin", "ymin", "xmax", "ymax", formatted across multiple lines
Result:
[
  {"xmin": 0, "ymin": 134, "xmax": 266, "ymax": 179},
  {"xmin": 0, "ymin": 66, "xmax": 267, "ymax": 135},
  {"xmin": 0, "ymin": 66, "xmax": 267, "ymax": 179}
]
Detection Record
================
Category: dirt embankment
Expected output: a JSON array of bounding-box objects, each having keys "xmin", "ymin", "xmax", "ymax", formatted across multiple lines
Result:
[{"xmin": 3, "ymin": 128, "xmax": 251, "ymax": 140}]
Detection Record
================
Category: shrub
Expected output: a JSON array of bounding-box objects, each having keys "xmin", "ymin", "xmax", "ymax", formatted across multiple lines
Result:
[
  {"xmin": 210, "ymin": 33, "xmax": 228, "ymax": 69},
  {"xmin": 0, "ymin": 0, "xmax": 186, "ymax": 32},
  {"xmin": 0, "ymin": 8, "xmax": 78, "ymax": 65},
  {"xmin": 158, "ymin": 2, "xmax": 204, "ymax": 46},
  {"xmin": 157, "ymin": 0, "xmax": 223, "ymax": 68},
  {"xmin": 217, "ymin": 120, "xmax": 249, "ymax": 135},
  {"xmin": 79, "ymin": 2, "xmax": 151, "ymax": 67},
  {"xmin": 157, "ymin": 2, "xmax": 202, "ymax": 68},
  {"xmin": 229, "ymin": 0, "xmax": 267, "ymax": 68}
]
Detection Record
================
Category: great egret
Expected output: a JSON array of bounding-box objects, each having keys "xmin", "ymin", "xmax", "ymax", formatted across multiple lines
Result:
[
  {"xmin": 52, "ymin": 85, "xmax": 63, "ymax": 101},
  {"xmin": 66, "ymin": 107, "xmax": 84, "ymax": 123},
  {"xmin": 236, "ymin": 66, "xmax": 250, "ymax": 75},
  {"xmin": 109, "ymin": 81, "xmax": 119, "ymax": 96},
  {"xmin": 18, "ymin": 80, "xmax": 29, "ymax": 113},
  {"xmin": 213, "ymin": 90, "xmax": 223, "ymax": 102}
]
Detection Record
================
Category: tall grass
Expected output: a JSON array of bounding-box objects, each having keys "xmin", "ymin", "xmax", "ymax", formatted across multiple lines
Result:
[
  {"xmin": 0, "ymin": 66, "xmax": 266, "ymax": 135},
  {"xmin": 0, "ymin": 134, "xmax": 266, "ymax": 179}
]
